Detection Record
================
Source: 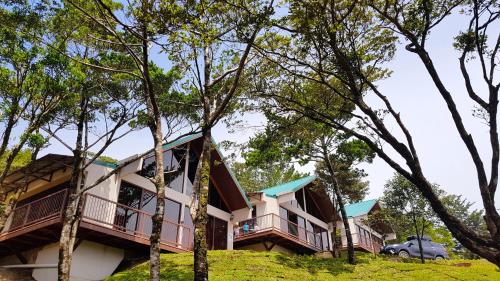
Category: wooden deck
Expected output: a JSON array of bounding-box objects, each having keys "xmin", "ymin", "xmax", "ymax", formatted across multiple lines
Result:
[
  {"xmin": 0, "ymin": 190, "xmax": 193, "ymax": 256},
  {"xmin": 341, "ymin": 233, "xmax": 383, "ymax": 254},
  {"xmin": 233, "ymin": 214, "xmax": 324, "ymax": 253}
]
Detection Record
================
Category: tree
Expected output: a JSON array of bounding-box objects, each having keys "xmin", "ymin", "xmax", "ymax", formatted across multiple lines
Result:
[
  {"xmin": 382, "ymin": 173, "xmax": 438, "ymax": 263},
  {"xmin": 159, "ymin": 1, "xmax": 273, "ymax": 279},
  {"xmin": 52, "ymin": 1, "xmax": 198, "ymax": 280},
  {"xmin": 441, "ymin": 194, "xmax": 488, "ymax": 259},
  {"xmin": 45, "ymin": 58, "xmax": 140, "ymax": 281},
  {"xmin": 231, "ymin": 161, "xmax": 307, "ymax": 192},
  {"xmin": 253, "ymin": 0, "xmax": 500, "ymax": 265},
  {"xmin": 0, "ymin": 1, "xmax": 72, "ymax": 231}
]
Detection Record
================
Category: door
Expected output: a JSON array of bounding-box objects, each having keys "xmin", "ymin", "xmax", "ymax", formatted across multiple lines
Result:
[
  {"xmin": 422, "ymin": 241, "xmax": 435, "ymax": 258},
  {"xmin": 206, "ymin": 216, "xmax": 228, "ymax": 250},
  {"xmin": 297, "ymin": 216, "xmax": 306, "ymax": 241}
]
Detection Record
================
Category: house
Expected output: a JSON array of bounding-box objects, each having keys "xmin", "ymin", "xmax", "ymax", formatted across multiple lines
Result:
[
  {"xmin": 0, "ymin": 131, "xmax": 392, "ymax": 281},
  {"xmin": 232, "ymin": 176, "xmax": 336, "ymax": 254},
  {"xmin": 339, "ymin": 199, "xmax": 396, "ymax": 253},
  {"xmin": 0, "ymin": 133, "xmax": 253, "ymax": 281}
]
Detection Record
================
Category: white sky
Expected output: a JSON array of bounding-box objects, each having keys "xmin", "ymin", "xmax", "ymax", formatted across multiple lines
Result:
[{"xmin": 40, "ymin": 11, "xmax": 499, "ymax": 211}]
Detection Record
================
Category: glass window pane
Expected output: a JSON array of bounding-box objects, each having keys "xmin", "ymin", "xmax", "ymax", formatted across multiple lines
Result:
[
  {"xmin": 162, "ymin": 199, "xmax": 181, "ymax": 244},
  {"xmin": 208, "ymin": 180, "xmax": 230, "ymax": 212},
  {"xmin": 140, "ymin": 190, "xmax": 157, "ymax": 236},
  {"xmin": 182, "ymin": 206, "xmax": 194, "ymax": 248},
  {"xmin": 166, "ymin": 148, "xmax": 186, "ymax": 193},
  {"xmin": 186, "ymin": 149, "xmax": 199, "ymax": 196},
  {"xmin": 140, "ymin": 156, "xmax": 156, "ymax": 178},
  {"xmin": 117, "ymin": 181, "xmax": 142, "ymax": 209}
]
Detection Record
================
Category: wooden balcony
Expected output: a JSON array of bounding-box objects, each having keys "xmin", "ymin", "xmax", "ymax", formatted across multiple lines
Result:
[
  {"xmin": 80, "ymin": 193, "xmax": 193, "ymax": 253},
  {"xmin": 233, "ymin": 214, "xmax": 325, "ymax": 253},
  {"xmin": 0, "ymin": 190, "xmax": 193, "ymax": 256},
  {"xmin": 341, "ymin": 233, "xmax": 383, "ymax": 254}
]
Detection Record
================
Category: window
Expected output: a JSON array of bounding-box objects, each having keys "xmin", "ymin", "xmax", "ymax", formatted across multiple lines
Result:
[
  {"xmin": 279, "ymin": 207, "xmax": 289, "ymax": 233},
  {"xmin": 208, "ymin": 180, "xmax": 230, "ymax": 212},
  {"xmin": 207, "ymin": 216, "xmax": 227, "ymax": 250},
  {"xmin": 304, "ymin": 188, "xmax": 324, "ymax": 220},
  {"xmin": 185, "ymin": 148, "xmax": 198, "ymax": 196},
  {"xmin": 116, "ymin": 181, "xmax": 142, "ymax": 232},
  {"xmin": 115, "ymin": 181, "xmax": 182, "ymax": 240},
  {"xmin": 165, "ymin": 148, "xmax": 186, "ymax": 193},
  {"xmin": 162, "ymin": 199, "xmax": 182, "ymax": 243},
  {"xmin": 182, "ymin": 207, "xmax": 194, "ymax": 248},
  {"xmin": 295, "ymin": 189, "xmax": 305, "ymax": 211},
  {"xmin": 139, "ymin": 146, "xmax": 188, "ymax": 193}
]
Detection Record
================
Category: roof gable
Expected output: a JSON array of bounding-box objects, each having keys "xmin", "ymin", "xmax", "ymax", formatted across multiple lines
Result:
[
  {"xmin": 260, "ymin": 175, "xmax": 316, "ymax": 198},
  {"xmin": 161, "ymin": 133, "xmax": 251, "ymax": 209},
  {"xmin": 344, "ymin": 199, "xmax": 378, "ymax": 217}
]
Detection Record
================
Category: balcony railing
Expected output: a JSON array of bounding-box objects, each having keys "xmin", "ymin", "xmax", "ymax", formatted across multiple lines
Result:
[
  {"xmin": 5, "ymin": 189, "xmax": 68, "ymax": 232},
  {"xmin": 355, "ymin": 232, "xmax": 383, "ymax": 253},
  {"xmin": 2, "ymin": 190, "xmax": 193, "ymax": 251},
  {"xmin": 341, "ymin": 230, "xmax": 383, "ymax": 253},
  {"xmin": 82, "ymin": 193, "xmax": 193, "ymax": 250},
  {"xmin": 234, "ymin": 214, "xmax": 324, "ymax": 251}
]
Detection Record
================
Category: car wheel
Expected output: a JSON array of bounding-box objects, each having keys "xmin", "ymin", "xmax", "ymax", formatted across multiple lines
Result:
[
  {"xmin": 398, "ymin": 250, "xmax": 410, "ymax": 258},
  {"xmin": 435, "ymin": 256, "xmax": 444, "ymax": 261}
]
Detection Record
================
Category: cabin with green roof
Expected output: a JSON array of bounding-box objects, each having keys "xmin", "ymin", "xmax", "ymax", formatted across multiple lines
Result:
[
  {"xmin": 341, "ymin": 200, "xmax": 396, "ymax": 253},
  {"xmin": 0, "ymin": 133, "xmax": 253, "ymax": 281},
  {"xmin": 232, "ymin": 175, "xmax": 337, "ymax": 254}
]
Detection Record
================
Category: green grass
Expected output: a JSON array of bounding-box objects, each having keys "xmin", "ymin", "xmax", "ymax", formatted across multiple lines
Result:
[{"xmin": 107, "ymin": 250, "xmax": 500, "ymax": 281}]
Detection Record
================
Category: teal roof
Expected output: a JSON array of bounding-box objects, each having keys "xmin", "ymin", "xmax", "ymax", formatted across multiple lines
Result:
[
  {"xmin": 162, "ymin": 132, "xmax": 203, "ymax": 150},
  {"xmin": 344, "ymin": 199, "xmax": 378, "ymax": 217},
  {"xmin": 260, "ymin": 176, "xmax": 316, "ymax": 198},
  {"xmin": 94, "ymin": 160, "xmax": 118, "ymax": 169}
]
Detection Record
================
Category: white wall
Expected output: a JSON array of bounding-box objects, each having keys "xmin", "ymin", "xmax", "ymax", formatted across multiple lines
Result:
[
  {"xmin": 81, "ymin": 164, "xmax": 121, "ymax": 228},
  {"xmin": 32, "ymin": 240, "xmax": 124, "ymax": 281}
]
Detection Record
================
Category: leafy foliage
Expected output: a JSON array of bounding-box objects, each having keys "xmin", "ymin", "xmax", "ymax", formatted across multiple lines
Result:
[{"xmin": 231, "ymin": 161, "xmax": 307, "ymax": 192}]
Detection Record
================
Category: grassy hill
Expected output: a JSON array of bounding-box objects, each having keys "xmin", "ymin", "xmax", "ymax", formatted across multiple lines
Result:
[{"xmin": 107, "ymin": 250, "xmax": 500, "ymax": 281}]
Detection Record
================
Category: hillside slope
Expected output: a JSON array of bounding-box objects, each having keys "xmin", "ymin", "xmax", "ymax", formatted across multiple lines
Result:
[{"xmin": 107, "ymin": 250, "xmax": 500, "ymax": 281}]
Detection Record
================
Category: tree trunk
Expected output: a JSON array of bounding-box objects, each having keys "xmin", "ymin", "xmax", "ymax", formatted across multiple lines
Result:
[
  {"xmin": 148, "ymin": 117, "xmax": 165, "ymax": 281},
  {"xmin": 57, "ymin": 190, "xmax": 82, "ymax": 281},
  {"xmin": 57, "ymin": 92, "xmax": 87, "ymax": 281},
  {"xmin": 412, "ymin": 215, "xmax": 425, "ymax": 264},
  {"xmin": 194, "ymin": 131, "xmax": 211, "ymax": 281},
  {"xmin": 415, "ymin": 233, "xmax": 425, "ymax": 264},
  {"xmin": 330, "ymin": 197, "xmax": 340, "ymax": 258},
  {"xmin": 337, "ymin": 190, "xmax": 355, "ymax": 264},
  {"xmin": 324, "ymin": 154, "xmax": 355, "ymax": 264}
]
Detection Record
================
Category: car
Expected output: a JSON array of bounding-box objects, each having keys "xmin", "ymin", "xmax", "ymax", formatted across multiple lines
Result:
[{"xmin": 380, "ymin": 236, "xmax": 449, "ymax": 260}]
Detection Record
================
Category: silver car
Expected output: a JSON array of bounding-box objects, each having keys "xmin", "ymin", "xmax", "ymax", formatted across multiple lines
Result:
[{"xmin": 381, "ymin": 236, "xmax": 449, "ymax": 260}]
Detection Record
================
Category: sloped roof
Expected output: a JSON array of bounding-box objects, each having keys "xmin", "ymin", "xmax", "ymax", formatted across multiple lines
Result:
[
  {"xmin": 162, "ymin": 132, "xmax": 203, "ymax": 151},
  {"xmin": 161, "ymin": 133, "xmax": 251, "ymax": 209},
  {"xmin": 344, "ymin": 199, "xmax": 378, "ymax": 217},
  {"xmin": 260, "ymin": 175, "xmax": 316, "ymax": 198}
]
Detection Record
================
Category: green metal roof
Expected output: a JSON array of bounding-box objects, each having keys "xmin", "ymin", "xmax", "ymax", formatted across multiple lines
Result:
[
  {"xmin": 162, "ymin": 132, "xmax": 203, "ymax": 150},
  {"xmin": 93, "ymin": 160, "xmax": 118, "ymax": 169},
  {"xmin": 260, "ymin": 175, "xmax": 316, "ymax": 198},
  {"xmin": 344, "ymin": 199, "xmax": 378, "ymax": 217}
]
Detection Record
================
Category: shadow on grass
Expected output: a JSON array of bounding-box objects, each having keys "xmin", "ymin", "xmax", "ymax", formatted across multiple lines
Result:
[
  {"xmin": 274, "ymin": 252, "xmax": 370, "ymax": 277},
  {"xmin": 158, "ymin": 260, "xmax": 194, "ymax": 281}
]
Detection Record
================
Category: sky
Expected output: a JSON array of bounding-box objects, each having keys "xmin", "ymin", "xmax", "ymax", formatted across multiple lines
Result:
[{"xmin": 39, "ymin": 10, "xmax": 499, "ymax": 211}]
